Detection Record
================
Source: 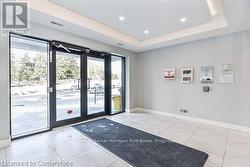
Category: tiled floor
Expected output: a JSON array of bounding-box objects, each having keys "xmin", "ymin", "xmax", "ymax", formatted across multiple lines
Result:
[{"xmin": 1, "ymin": 112, "xmax": 250, "ymax": 167}]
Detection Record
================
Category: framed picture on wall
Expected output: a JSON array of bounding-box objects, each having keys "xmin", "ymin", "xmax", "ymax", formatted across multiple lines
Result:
[
  {"xmin": 182, "ymin": 68, "xmax": 193, "ymax": 84},
  {"xmin": 164, "ymin": 69, "xmax": 175, "ymax": 80}
]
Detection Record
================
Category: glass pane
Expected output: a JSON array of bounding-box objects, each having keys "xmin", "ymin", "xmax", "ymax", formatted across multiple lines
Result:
[
  {"xmin": 111, "ymin": 56, "xmax": 123, "ymax": 114},
  {"xmin": 56, "ymin": 52, "xmax": 81, "ymax": 121},
  {"xmin": 87, "ymin": 57, "xmax": 105, "ymax": 115},
  {"xmin": 11, "ymin": 35, "xmax": 49, "ymax": 137}
]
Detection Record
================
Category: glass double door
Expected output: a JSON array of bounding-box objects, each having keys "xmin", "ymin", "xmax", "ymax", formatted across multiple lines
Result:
[
  {"xmin": 51, "ymin": 44, "xmax": 106, "ymax": 127},
  {"xmin": 10, "ymin": 35, "xmax": 125, "ymax": 139}
]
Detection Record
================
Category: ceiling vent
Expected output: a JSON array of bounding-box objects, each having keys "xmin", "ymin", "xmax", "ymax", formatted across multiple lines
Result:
[
  {"xmin": 117, "ymin": 43, "xmax": 124, "ymax": 46},
  {"xmin": 50, "ymin": 21, "xmax": 64, "ymax": 27}
]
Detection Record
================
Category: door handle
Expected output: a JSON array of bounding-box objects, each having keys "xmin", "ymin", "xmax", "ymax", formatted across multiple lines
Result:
[{"xmin": 78, "ymin": 79, "xmax": 81, "ymax": 90}]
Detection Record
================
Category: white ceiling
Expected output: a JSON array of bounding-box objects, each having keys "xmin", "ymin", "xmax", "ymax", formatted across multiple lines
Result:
[
  {"xmin": 51, "ymin": 0, "xmax": 212, "ymax": 40},
  {"xmin": 17, "ymin": 0, "xmax": 250, "ymax": 52}
]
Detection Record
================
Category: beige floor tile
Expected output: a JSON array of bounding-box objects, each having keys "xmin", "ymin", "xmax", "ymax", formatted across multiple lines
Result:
[
  {"xmin": 0, "ymin": 148, "xmax": 6, "ymax": 161},
  {"xmin": 172, "ymin": 119, "xmax": 200, "ymax": 132},
  {"xmin": 224, "ymin": 130, "xmax": 250, "ymax": 166},
  {"xmin": 129, "ymin": 123, "xmax": 162, "ymax": 135},
  {"xmin": 5, "ymin": 135, "xmax": 50, "ymax": 160},
  {"xmin": 223, "ymin": 158, "xmax": 250, "ymax": 167},
  {"xmin": 186, "ymin": 132, "xmax": 226, "ymax": 156},
  {"xmin": 107, "ymin": 159, "xmax": 132, "ymax": 167},
  {"xmin": 40, "ymin": 127, "xmax": 84, "ymax": 146},
  {"xmin": 157, "ymin": 126, "xmax": 194, "ymax": 144},
  {"xmin": 185, "ymin": 124, "xmax": 229, "ymax": 156},
  {"xmin": 113, "ymin": 115, "xmax": 176, "ymax": 136},
  {"xmin": 52, "ymin": 139, "xmax": 98, "ymax": 160},
  {"xmin": 197, "ymin": 125, "xmax": 229, "ymax": 137},
  {"xmin": 204, "ymin": 161, "xmax": 220, "ymax": 167},
  {"xmin": 14, "ymin": 147, "xmax": 61, "ymax": 161},
  {"xmin": 227, "ymin": 130, "xmax": 250, "ymax": 145},
  {"xmin": 67, "ymin": 155, "xmax": 101, "ymax": 167},
  {"xmin": 203, "ymin": 153, "xmax": 223, "ymax": 167},
  {"xmin": 65, "ymin": 146, "xmax": 117, "ymax": 167}
]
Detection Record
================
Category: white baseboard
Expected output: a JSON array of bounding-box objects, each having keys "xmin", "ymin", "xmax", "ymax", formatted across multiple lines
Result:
[
  {"xmin": 0, "ymin": 136, "xmax": 11, "ymax": 148},
  {"xmin": 127, "ymin": 108, "xmax": 138, "ymax": 113},
  {"xmin": 131, "ymin": 107, "xmax": 250, "ymax": 133}
]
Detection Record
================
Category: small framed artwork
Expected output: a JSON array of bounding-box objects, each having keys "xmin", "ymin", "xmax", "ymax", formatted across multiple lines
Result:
[
  {"xmin": 182, "ymin": 68, "xmax": 193, "ymax": 84},
  {"xmin": 164, "ymin": 69, "xmax": 175, "ymax": 80}
]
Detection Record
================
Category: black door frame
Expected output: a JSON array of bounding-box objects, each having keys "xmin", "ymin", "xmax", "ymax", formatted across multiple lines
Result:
[
  {"xmin": 85, "ymin": 50, "xmax": 111, "ymax": 119},
  {"xmin": 50, "ymin": 41, "xmax": 86, "ymax": 127},
  {"xmin": 50, "ymin": 41, "xmax": 111, "ymax": 127},
  {"xmin": 9, "ymin": 33, "xmax": 52, "ymax": 140},
  {"xmin": 110, "ymin": 55, "xmax": 126, "ymax": 114},
  {"xmin": 9, "ymin": 33, "xmax": 126, "ymax": 139}
]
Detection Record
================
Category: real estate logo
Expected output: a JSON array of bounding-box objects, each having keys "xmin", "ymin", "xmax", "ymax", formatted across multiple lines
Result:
[{"xmin": 1, "ymin": 1, "xmax": 30, "ymax": 35}]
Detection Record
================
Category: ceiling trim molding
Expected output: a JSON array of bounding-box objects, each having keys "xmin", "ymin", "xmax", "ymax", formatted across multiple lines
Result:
[
  {"xmin": 21, "ymin": 0, "xmax": 228, "ymax": 51},
  {"xmin": 141, "ymin": 0, "xmax": 228, "ymax": 47},
  {"xmin": 141, "ymin": 14, "xmax": 228, "ymax": 47},
  {"xmin": 22, "ymin": 0, "xmax": 140, "ymax": 46}
]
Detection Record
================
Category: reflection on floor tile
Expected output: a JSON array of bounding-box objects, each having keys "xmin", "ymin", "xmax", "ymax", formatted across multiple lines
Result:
[
  {"xmin": 224, "ymin": 130, "xmax": 250, "ymax": 166},
  {"xmin": 156, "ymin": 126, "xmax": 194, "ymax": 144},
  {"xmin": 3, "ymin": 111, "xmax": 250, "ymax": 167}
]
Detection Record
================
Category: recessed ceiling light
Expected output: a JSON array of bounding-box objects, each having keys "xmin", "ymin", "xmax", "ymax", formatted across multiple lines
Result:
[
  {"xmin": 180, "ymin": 17, "xmax": 187, "ymax": 23},
  {"xmin": 144, "ymin": 30, "xmax": 149, "ymax": 34},
  {"xmin": 119, "ymin": 16, "xmax": 125, "ymax": 21}
]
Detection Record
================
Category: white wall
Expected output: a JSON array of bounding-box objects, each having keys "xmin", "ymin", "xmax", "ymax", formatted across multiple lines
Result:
[
  {"xmin": 0, "ymin": 22, "xmax": 137, "ymax": 142},
  {"xmin": 0, "ymin": 34, "xmax": 10, "ymax": 142},
  {"xmin": 136, "ymin": 30, "xmax": 250, "ymax": 127}
]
